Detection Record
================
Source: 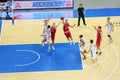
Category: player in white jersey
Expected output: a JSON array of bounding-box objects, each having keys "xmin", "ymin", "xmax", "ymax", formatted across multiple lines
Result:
[
  {"xmin": 79, "ymin": 35, "xmax": 87, "ymax": 60},
  {"xmin": 41, "ymin": 25, "xmax": 51, "ymax": 52},
  {"xmin": 41, "ymin": 15, "xmax": 52, "ymax": 52},
  {"xmin": 105, "ymin": 17, "xmax": 114, "ymax": 43},
  {"xmin": 88, "ymin": 39, "xmax": 98, "ymax": 68}
]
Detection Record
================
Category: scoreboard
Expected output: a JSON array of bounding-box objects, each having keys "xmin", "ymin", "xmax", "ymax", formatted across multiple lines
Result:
[{"xmin": 14, "ymin": 0, "xmax": 74, "ymax": 9}]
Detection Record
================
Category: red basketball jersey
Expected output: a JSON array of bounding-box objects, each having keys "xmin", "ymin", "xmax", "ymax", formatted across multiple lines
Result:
[
  {"xmin": 97, "ymin": 29, "xmax": 102, "ymax": 38},
  {"xmin": 51, "ymin": 26, "xmax": 56, "ymax": 35},
  {"xmin": 63, "ymin": 23, "xmax": 70, "ymax": 32}
]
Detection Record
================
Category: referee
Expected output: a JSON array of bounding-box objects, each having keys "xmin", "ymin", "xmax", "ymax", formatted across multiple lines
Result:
[{"xmin": 77, "ymin": 3, "xmax": 86, "ymax": 27}]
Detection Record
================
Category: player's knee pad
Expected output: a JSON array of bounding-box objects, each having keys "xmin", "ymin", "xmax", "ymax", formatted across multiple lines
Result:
[{"xmin": 108, "ymin": 35, "xmax": 111, "ymax": 37}]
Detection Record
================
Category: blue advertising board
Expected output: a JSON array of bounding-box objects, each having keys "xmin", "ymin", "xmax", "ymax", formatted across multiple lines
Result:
[{"xmin": 14, "ymin": 0, "xmax": 74, "ymax": 9}]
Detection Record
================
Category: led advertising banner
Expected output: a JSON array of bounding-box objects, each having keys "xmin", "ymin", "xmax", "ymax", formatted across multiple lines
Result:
[{"xmin": 14, "ymin": 0, "xmax": 74, "ymax": 9}]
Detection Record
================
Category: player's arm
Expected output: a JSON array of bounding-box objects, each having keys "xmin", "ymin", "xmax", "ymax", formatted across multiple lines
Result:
[
  {"xmin": 47, "ymin": 15, "xmax": 53, "ymax": 22},
  {"xmin": 43, "ymin": 20, "xmax": 45, "ymax": 22},
  {"xmin": 93, "ymin": 25, "xmax": 97, "ymax": 30},
  {"xmin": 70, "ymin": 24, "xmax": 76, "ymax": 28},
  {"xmin": 110, "ymin": 22, "xmax": 114, "ymax": 31},
  {"xmin": 61, "ymin": 19, "xmax": 65, "ymax": 25},
  {"xmin": 80, "ymin": 40, "xmax": 85, "ymax": 47},
  {"xmin": 100, "ymin": 31, "xmax": 103, "ymax": 42},
  {"xmin": 77, "ymin": 8, "xmax": 79, "ymax": 17},
  {"xmin": 79, "ymin": 43, "xmax": 82, "ymax": 47},
  {"xmin": 55, "ymin": 22, "xmax": 62, "ymax": 28},
  {"xmin": 42, "ymin": 15, "xmax": 53, "ymax": 24},
  {"xmin": 41, "ymin": 29, "xmax": 50, "ymax": 36},
  {"xmin": 87, "ymin": 45, "xmax": 91, "ymax": 53},
  {"xmin": 103, "ymin": 23, "xmax": 107, "ymax": 28},
  {"xmin": 83, "ymin": 7, "xmax": 85, "ymax": 14},
  {"xmin": 45, "ymin": 29, "xmax": 50, "ymax": 36}
]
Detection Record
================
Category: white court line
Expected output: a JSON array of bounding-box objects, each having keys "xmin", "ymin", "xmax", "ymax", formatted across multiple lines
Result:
[
  {"xmin": 78, "ymin": 43, "xmax": 84, "ymax": 71},
  {"xmin": 83, "ymin": 29, "xmax": 119, "ymax": 80},
  {"xmin": 99, "ymin": 50, "xmax": 109, "ymax": 64},
  {"xmin": 104, "ymin": 44, "xmax": 119, "ymax": 80},
  {"xmin": 15, "ymin": 50, "xmax": 40, "ymax": 66}
]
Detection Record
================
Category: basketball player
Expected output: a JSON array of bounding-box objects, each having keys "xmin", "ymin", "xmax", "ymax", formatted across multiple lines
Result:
[
  {"xmin": 93, "ymin": 25, "xmax": 102, "ymax": 55},
  {"xmin": 87, "ymin": 39, "xmax": 98, "ymax": 67},
  {"xmin": 79, "ymin": 35, "xmax": 87, "ymax": 60},
  {"xmin": 61, "ymin": 19, "xmax": 75, "ymax": 45},
  {"xmin": 41, "ymin": 25, "xmax": 51, "ymax": 52},
  {"xmin": 51, "ymin": 22, "xmax": 62, "ymax": 50},
  {"xmin": 105, "ymin": 17, "xmax": 114, "ymax": 43},
  {"xmin": 40, "ymin": 15, "xmax": 52, "ymax": 52}
]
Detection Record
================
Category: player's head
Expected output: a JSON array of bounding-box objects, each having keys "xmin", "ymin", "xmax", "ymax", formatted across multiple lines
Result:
[
  {"xmin": 53, "ymin": 22, "xmax": 55, "ymax": 26},
  {"xmin": 107, "ymin": 17, "xmax": 110, "ymax": 22},
  {"xmin": 65, "ymin": 19, "xmax": 68, "ymax": 23},
  {"xmin": 98, "ymin": 26, "xmax": 101, "ymax": 29},
  {"xmin": 45, "ymin": 19, "xmax": 48, "ymax": 24},
  {"xmin": 79, "ymin": 34, "xmax": 83, "ymax": 39},
  {"xmin": 80, "ymin": 3, "xmax": 83, "ymax": 7},
  {"xmin": 90, "ymin": 39, "xmax": 93, "ymax": 44},
  {"xmin": 47, "ymin": 25, "xmax": 51, "ymax": 29}
]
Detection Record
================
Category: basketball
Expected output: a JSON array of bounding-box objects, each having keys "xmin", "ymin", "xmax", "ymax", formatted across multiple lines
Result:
[
  {"xmin": 60, "ymin": 17, "xmax": 64, "ymax": 20},
  {"xmin": 13, "ymin": 16, "xmax": 17, "ymax": 19}
]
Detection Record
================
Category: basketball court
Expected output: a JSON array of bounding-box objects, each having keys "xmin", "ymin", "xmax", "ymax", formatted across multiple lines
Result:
[{"xmin": 0, "ymin": 0, "xmax": 120, "ymax": 80}]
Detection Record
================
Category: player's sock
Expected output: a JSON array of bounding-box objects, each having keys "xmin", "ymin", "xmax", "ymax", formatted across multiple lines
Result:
[
  {"xmin": 93, "ymin": 63, "xmax": 99, "ymax": 68},
  {"xmin": 42, "ymin": 43, "xmax": 44, "ymax": 46},
  {"xmin": 83, "ymin": 56, "xmax": 87, "ymax": 60},
  {"xmin": 52, "ymin": 46, "xmax": 55, "ymax": 50},
  {"xmin": 40, "ymin": 43, "xmax": 44, "ymax": 47},
  {"xmin": 99, "ymin": 51, "xmax": 102, "ymax": 55},
  {"xmin": 48, "ymin": 47, "xmax": 51, "ymax": 52},
  {"xmin": 110, "ymin": 38, "xmax": 113, "ymax": 43},
  {"xmin": 109, "ymin": 39, "xmax": 111, "ymax": 44},
  {"xmin": 96, "ymin": 51, "xmax": 98, "ymax": 54},
  {"xmin": 69, "ymin": 41, "xmax": 72, "ymax": 45},
  {"xmin": 72, "ymin": 42, "xmax": 75, "ymax": 45},
  {"xmin": 109, "ymin": 38, "xmax": 113, "ymax": 44}
]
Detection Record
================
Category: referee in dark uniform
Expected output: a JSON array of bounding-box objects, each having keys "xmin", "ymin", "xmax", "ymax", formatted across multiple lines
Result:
[{"xmin": 77, "ymin": 4, "xmax": 86, "ymax": 27}]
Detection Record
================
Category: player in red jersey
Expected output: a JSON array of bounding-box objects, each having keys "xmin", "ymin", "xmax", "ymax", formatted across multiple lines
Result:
[
  {"xmin": 51, "ymin": 22, "xmax": 61, "ymax": 50},
  {"xmin": 62, "ymin": 19, "xmax": 76, "ymax": 45},
  {"xmin": 93, "ymin": 25, "xmax": 103, "ymax": 55}
]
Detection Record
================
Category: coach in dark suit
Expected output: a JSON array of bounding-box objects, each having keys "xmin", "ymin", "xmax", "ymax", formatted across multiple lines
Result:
[{"xmin": 77, "ymin": 4, "xmax": 86, "ymax": 27}]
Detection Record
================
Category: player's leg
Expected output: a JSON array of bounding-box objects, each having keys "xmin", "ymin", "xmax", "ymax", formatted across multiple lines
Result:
[
  {"xmin": 51, "ymin": 35, "xmax": 55, "ymax": 50},
  {"xmin": 92, "ymin": 59, "xmax": 99, "ymax": 68},
  {"xmin": 92, "ymin": 59, "xmax": 95, "ymax": 63},
  {"xmin": 92, "ymin": 50, "xmax": 99, "ymax": 67},
  {"xmin": 92, "ymin": 56, "xmax": 99, "ymax": 67},
  {"xmin": 97, "ymin": 46, "xmax": 102, "ymax": 55},
  {"xmin": 84, "ymin": 49, "xmax": 87, "ymax": 53},
  {"xmin": 47, "ymin": 41, "xmax": 51, "ymax": 52},
  {"xmin": 81, "ymin": 51, "xmax": 87, "ymax": 60},
  {"xmin": 65, "ymin": 33, "xmax": 71, "ymax": 44},
  {"xmin": 81, "ymin": 15, "xmax": 86, "ymax": 25},
  {"xmin": 68, "ymin": 31, "xmax": 76, "ymax": 45},
  {"xmin": 96, "ymin": 38, "xmax": 101, "ymax": 54},
  {"xmin": 83, "ymin": 44, "xmax": 87, "ymax": 53},
  {"xmin": 46, "ymin": 35, "xmax": 51, "ymax": 52},
  {"xmin": 41, "ymin": 38, "xmax": 46, "ymax": 47},
  {"xmin": 108, "ymin": 29, "xmax": 113, "ymax": 43},
  {"xmin": 78, "ymin": 16, "xmax": 81, "ymax": 27},
  {"xmin": 81, "ymin": 46, "xmax": 87, "ymax": 60},
  {"xmin": 108, "ymin": 35, "xmax": 113, "ymax": 43}
]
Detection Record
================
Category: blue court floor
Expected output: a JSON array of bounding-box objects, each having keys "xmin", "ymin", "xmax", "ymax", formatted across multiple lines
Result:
[{"xmin": 0, "ymin": 43, "xmax": 83, "ymax": 73}]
